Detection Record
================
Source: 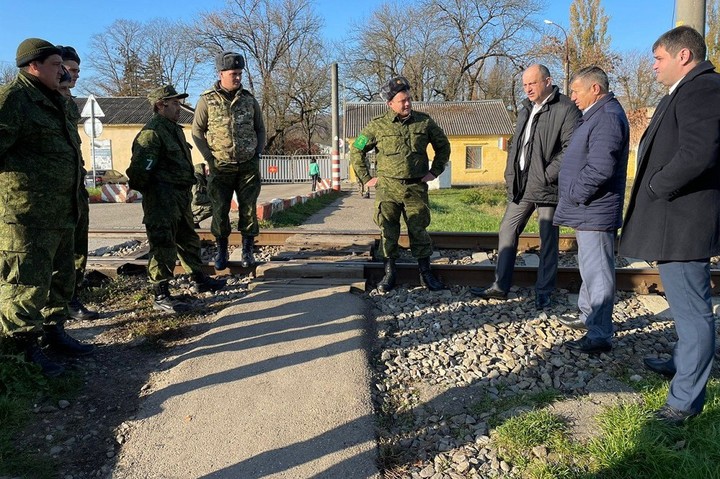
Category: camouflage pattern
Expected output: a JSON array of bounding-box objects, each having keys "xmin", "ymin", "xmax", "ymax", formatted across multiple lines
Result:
[
  {"xmin": 129, "ymin": 113, "xmax": 203, "ymax": 284},
  {"xmin": 350, "ymin": 109, "xmax": 450, "ymax": 183},
  {"xmin": 192, "ymin": 82, "xmax": 266, "ymax": 239},
  {"xmin": 374, "ymin": 178, "xmax": 432, "ymax": 259},
  {"xmin": 192, "ymin": 164, "xmax": 213, "ymax": 224},
  {"xmin": 350, "ymin": 109, "xmax": 450, "ymax": 260},
  {"xmin": 208, "ymin": 159, "xmax": 261, "ymax": 238},
  {"xmin": 195, "ymin": 85, "xmax": 262, "ymax": 168},
  {"xmin": 66, "ymin": 98, "xmax": 90, "ymax": 287},
  {"xmin": 0, "ymin": 71, "xmax": 82, "ymax": 336}
]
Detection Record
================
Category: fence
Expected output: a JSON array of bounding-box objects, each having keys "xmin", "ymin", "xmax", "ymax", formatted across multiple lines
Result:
[{"xmin": 259, "ymin": 155, "xmax": 348, "ymax": 184}]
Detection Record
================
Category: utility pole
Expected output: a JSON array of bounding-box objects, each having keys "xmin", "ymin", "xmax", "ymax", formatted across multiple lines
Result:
[
  {"xmin": 331, "ymin": 63, "xmax": 340, "ymax": 191},
  {"xmin": 544, "ymin": 19, "xmax": 570, "ymax": 95},
  {"xmin": 675, "ymin": 0, "xmax": 706, "ymax": 36}
]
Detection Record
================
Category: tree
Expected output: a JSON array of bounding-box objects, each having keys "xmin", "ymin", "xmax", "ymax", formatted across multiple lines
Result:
[
  {"xmin": 193, "ymin": 0, "xmax": 328, "ymax": 153},
  {"xmin": 0, "ymin": 62, "xmax": 16, "ymax": 86},
  {"xmin": 86, "ymin": 19, "xmax": 203, "ymax": 97},
  {"xmin": 567, "ymin": 0, "xmax": 617, "ymax": 72},
  {"xmin": 613, "ymin": 50, "xmax": 664, "ymax": 111}
]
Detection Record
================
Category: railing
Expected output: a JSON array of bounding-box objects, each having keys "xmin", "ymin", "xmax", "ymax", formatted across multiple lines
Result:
[{"xmin": 259, "ymin": 155, "xmax": 348, "ymax": 184}]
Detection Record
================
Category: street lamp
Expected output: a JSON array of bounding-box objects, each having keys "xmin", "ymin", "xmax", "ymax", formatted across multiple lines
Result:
[{"xmin": 544, "ymin": 19, "xmax": 570, "ymax": 95}]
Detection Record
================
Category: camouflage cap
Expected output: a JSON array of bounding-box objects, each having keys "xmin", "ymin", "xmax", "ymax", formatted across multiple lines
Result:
[
  {"xmin": 16, "ymin": 37, "xmax": 62, "ymax": 67},
  {"xmin": 147, "ymin": 85, "xmax": 189, "ymax": 105},
  {"xmin": 382, "ymin": 76, "xmax": 411, "ymax": 101},
  {"xmin": 216, "ymin": 51, "xmax": 245, "ymax": 71}
]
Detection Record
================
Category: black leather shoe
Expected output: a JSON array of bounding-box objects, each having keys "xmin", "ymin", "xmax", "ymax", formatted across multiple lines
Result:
[
  {"xmin": 557, "ymin": 315, "xmax": 586, "ymax": 330},
  {"xmin": 190, "ymin": 274, "xmax": 226, "ymax": 294},
  {"xmin": 643, "ymin": 357, "xmax": 676, "ymax": 379},
  {"xmin": 565, "ymin": 336, "xmax": 611, "ymax": 354},
  {"xmin": 42, "ymin": 325, "xmax": 95, "ymax": 356},
  {"xmin": 653, "ymin": 405, "xmax": 697, "ymax": 426},
  {"xmin": 25, "ymin": 342, "xmax": 65, "ymax": 377},
  {"xmin": 535, "ymin": 292, "xmax": 552, "ymax": 309},
  {"xmin": 68, "ymin": 296, "xmax": 100, "ymax": 320},
  {"xmin": 470, "ymin": 285, "xmax": 507, "ymax": 299}
]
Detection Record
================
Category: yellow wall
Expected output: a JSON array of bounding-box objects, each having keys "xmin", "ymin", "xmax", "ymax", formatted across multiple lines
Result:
[{"xmin": 78, "ymin": 123, "xmax": 205, "ymax": 174}]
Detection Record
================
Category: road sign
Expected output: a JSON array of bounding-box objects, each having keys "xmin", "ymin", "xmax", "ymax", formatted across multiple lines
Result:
[
  {"xmin": 81, "ymin": 94, "xmax": 105, "ymax": 118},
  {"xmin": 84, "ymin": 118, "xmax": 103, "ymax": 138}
]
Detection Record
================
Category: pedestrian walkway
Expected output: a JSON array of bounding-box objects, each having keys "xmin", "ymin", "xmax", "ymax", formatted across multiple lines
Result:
[{"xmin": 111, "ymin": 183, "xmax": 382, "ymax": 478}]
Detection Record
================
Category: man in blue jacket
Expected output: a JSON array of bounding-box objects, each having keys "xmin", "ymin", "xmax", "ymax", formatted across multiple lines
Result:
[{"xmin": 553, "ymin": 66, "xmax": 629, "ymax": 354}]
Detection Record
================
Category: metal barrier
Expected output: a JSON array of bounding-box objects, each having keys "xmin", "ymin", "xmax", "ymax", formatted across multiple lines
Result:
[{"xmin": 259, "ymin": 155, "xmax": 348, "ymax": 183}]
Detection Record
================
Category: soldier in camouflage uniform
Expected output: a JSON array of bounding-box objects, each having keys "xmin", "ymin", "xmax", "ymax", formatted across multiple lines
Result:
[
  {"xmin": 192, "ymin": 163, "xmax": 213, "ymax": 227},
  {"xmin": 192, "ymin": 51, "xmax": 266, "ymax": 270},
  {"xmin": 56, "ymin": 45, "xmax": 99, "ymax": 321},
  {"xmin": 0, "ymin": 38, "xmax": 95, "ymax": 377},
  {"xmin": 350, "ymin": 76, "xmax": 450, "ymax": 292},
  {"xmin": 127, "ymin": 85, "xmax": 225, "ymax": 313}
]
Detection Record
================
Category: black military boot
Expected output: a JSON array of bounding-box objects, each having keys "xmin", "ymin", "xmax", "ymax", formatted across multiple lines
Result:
[
  {"xmin": 153, "ymin": 281, "xmax": 190, "ymax": 313},
  {"xmin": 377, "ymin": 258, "xmax": 397, "ymax": 293},
  {"xmin": 68, "ymin": 295, "xmax": 100, "ymax": 320},
  {"xmin": 241, "ymin": 236, "xmax": 255, "ymax": 268},
  {"xmin": 190, "ymin": 272, "xmax": 226, "ymax": 294},
  {"xmin": 418, "ymin": 257, "xmax": 445, "ymax": 291},
  {"xmin": 215, "ymin": 237, "xmax": 229, "ymax": 270},
  {"xmin": 22, "ymin": 337, "xmax": 65, "ymax": 377},
  {"xmin": 41, "ymin": 324, "xmax": 95, "ymax": 356}
]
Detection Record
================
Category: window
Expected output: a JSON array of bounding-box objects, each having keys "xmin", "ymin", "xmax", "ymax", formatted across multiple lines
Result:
[{"xmin": 465, "ymin": 145, "xmax": 483, "ymax": 169}]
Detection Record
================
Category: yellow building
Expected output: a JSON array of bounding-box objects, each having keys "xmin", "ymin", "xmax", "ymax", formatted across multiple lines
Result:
[
  {"xmin": 73, "ymin": 97, "xmax": 203, "ymax": 176},
  {"xmin": 344, "ymin": 100, "xmax": 514, "ymax": 186}
]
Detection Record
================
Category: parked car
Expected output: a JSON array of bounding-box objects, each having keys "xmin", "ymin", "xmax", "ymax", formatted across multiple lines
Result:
[{"xmin": 85, "ymin": 169, "xmax": 128, "ymax": 187}]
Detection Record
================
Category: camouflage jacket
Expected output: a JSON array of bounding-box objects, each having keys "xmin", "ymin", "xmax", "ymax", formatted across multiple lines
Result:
[
  {"xmin": 64, "ymin": 97, "xmax": 90, "ymax": 200},
  {"xmin": 0, "ymin": 71, "xmax": 82, "ymax": 229},
  {"xmin": 127, "ymin": 114, "xmax": 195, "ymax": 192},
  {"xmin": 350, "ymin": 109, "xmax": 450, "ymax": 184},
  {"xmin": 192, "ymin": 82, "xmax": 265, "ymax": 171}
]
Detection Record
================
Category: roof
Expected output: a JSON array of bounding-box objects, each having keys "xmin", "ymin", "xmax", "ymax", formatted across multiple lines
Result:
[
  {"xmin": 72, "ymin": 97, "xmax": 194, "ymax": 125},
  {"xmin": 344, "ymin": 100, "xmax": 514, "ymax": 137}
]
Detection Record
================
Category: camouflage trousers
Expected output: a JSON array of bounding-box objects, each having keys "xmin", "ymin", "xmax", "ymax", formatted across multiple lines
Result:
[
  {"xmin": 192, "ymin": 204, "xmax": 213, "ymax": 225},
  {"xmin": 0, "ymin": 224, "xmax": 75, "ymax": 337},
  {"xmin": 209, "ymin": 159, "xmax": 261, "ymax": 239},
  {"xmin": 142, "ymin": 185, "xmax": 203, "ymax": 284},
  {"xmin": 74, "ymin": 188, "xmax": 89, "ymax": 288},
  {"xmin": 374, "ymin": 177, "xmax": 433, "ymax": 259}
]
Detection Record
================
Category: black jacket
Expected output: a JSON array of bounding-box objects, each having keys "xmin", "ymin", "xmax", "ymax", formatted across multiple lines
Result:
[
  {"xmin": 504, "ymin": 86, "xmax": 581, "ymax": 204},
  {"xmin": 619, "ymin": 61, "xmax": 720, "ymax": 261}
]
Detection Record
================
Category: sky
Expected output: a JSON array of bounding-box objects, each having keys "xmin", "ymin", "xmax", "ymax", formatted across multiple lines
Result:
[{"xmin": 0, "ymin": 0, "xmax": 679, "ymax": 98}]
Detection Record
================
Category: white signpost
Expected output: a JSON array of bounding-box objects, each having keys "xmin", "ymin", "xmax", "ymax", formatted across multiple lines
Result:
[{"xmin": 81, "ymin": 95, "xmax": 106, "ymax": 187}]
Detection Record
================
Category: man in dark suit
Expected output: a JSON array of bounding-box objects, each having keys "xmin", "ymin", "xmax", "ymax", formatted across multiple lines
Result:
[{"xmin": 619, "ymin": 26, "xmax": 720, "ymax": 425}]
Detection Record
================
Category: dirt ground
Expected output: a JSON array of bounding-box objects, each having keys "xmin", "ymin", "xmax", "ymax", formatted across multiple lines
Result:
[{"xmin": 9, "ymin": 273, "xmax": 252, "ymax": 479}]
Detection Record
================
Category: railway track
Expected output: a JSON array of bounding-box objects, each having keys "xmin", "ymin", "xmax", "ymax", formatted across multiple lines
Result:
[{"xmin": 87, "ymin": 229, "xmax": 714, "ymax": 294}]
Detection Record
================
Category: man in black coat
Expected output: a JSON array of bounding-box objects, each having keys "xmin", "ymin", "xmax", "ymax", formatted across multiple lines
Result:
[
  {"xmin": 471, "ymin": 64, "xmax": 580, "ymax": 308},
  {"xmin": 619, "ymin": 26, "xmax": 720, "ymax": 425}
]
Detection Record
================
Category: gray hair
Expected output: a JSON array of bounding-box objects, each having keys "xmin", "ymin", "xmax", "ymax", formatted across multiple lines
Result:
[{"xmin": 571, "ymin": 66, "xmax": 609, "ymax": 93}]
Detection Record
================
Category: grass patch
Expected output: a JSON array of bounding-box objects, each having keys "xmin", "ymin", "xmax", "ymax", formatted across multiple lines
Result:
[
  {"xmin": 488, "ymin": 378, "xmax": 720, "ymax": 478},
  {"xmin": 428, "ymin": 185, "xmax": 574, "ymax": 233},
  {"xmin": 257, "ymin": 190, "xmax": 344, "ymax": 228},
  {"xmin": 0, "ymin": 353, "xmax": 82, "ymax": 478}
]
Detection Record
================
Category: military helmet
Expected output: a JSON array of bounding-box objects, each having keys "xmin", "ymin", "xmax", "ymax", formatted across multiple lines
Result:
[{"xmin": 382, "ymin": 76, "xmax": 411, "ymax": 101}]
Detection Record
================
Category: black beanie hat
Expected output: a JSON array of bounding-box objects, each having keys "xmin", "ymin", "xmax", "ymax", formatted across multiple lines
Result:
[
  {"xmin": 16, "ymin": 38, "xmax": 62, "ymax": 67},
  {"xmin": 57, "ymin": 45, "xmax": 81, "ymax": 65}
]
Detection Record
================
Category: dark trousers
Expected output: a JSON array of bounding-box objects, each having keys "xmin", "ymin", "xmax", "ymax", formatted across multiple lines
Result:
[
  {"xmin": 658, "ymin": 260, "xmax": 715, "ymax": 413},
  {"xmin": 494, "ymin": 200, "xmax": 558, "ymax": 293}
]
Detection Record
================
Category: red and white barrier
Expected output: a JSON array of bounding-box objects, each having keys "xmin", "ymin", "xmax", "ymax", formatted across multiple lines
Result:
[{"xmin": 100, "ymin": 184, "xmax": 142, "ymax": 203}]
